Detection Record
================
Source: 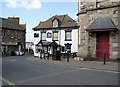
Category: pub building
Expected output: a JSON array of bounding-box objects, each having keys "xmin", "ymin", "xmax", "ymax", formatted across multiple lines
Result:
[
  {"xmin": 33, "ymin": 14, "xmax": 79, "ymax": 59},
  {"xmin": 1, "ymin": 17, "xmax": 26, "ymax": 56}
]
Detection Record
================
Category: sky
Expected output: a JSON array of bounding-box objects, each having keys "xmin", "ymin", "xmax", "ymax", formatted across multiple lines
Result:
[{"xmin": 1, "ymin": 0, "xmax": 78, "ymax": 42}]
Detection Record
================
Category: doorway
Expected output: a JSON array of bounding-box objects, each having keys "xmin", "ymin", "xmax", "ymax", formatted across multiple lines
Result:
[{"xmin": 96, "ymin": 32, "xmax": 109, "ymax": 60}]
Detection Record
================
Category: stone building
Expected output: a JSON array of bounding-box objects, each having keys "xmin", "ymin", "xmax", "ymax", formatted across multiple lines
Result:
[
  {"xmin": 1, "ymin": 17, "xmax": 26, "ymax": 56},
  {"xmin": 77, "ymin": 0, "xmax": 120, "ymax": 60}
]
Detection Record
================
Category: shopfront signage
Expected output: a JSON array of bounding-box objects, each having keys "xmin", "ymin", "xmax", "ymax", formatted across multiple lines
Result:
[{"xmin": 2, "ymin": 42, "xmax": 18, "ymax": 45}]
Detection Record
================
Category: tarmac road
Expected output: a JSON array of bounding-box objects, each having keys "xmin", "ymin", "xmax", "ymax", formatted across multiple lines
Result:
[{"xmin": 2, "ymin": 53, "xmax": 119, "ymax": 85}]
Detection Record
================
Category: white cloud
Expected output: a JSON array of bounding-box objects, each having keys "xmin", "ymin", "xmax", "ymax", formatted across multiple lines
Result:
[
  {"xmin": 21, "ymin": 0, "xmax": 42, "ymax": 9},
  {"xmin": 6, "ymin": 0, "xmax": 18, "ymax": 8},
  {"xmin": 5, "ymin": 0, "xmax": 42, "ymax": 10}
]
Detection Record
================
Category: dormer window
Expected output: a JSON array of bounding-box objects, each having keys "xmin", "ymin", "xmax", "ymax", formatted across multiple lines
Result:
[{"xmin": 53, "ymin": 19, "xmax": 58, "ymax": 27}]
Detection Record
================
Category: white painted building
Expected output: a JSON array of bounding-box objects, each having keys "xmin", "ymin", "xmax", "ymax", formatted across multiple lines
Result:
[{"xmin": 33, "ymin": 15, "xmax": 79, "ymax": 58}]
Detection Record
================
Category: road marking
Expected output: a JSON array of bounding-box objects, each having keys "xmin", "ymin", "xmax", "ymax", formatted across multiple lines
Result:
[
  {"xmin": 2, "ymin": 77, "xmax": 18, "ymax": 87},
  {"xmin": 27, "ymin": 57, "xmax": 120, "ymax": 74},
  {"xmin": 15, "ymin": 69, "xmax": 79, "ymax": 84},
  {"xmin": 79, "ymin": 67, "xmax": 120, "ymax": 74}
]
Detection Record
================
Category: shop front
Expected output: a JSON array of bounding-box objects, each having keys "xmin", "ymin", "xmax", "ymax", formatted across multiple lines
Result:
[{"xmin": 2, "ymin": 42, "xmax": 23, "ymax": 56}]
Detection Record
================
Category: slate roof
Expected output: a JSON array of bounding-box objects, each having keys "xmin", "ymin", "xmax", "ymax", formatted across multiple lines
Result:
[
  {"xmin": 0, "ymin": 17, "xmax": 25, "ymax": 30},
  {"xmin": 87, "ymin": 16, "xmax": 116, "ymax": 30},
  {"xmin": 33, "ymin": 14, "xmax": 78, "ymax": 29}
]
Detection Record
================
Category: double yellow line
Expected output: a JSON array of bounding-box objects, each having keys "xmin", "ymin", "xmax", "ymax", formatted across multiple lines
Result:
[
  {"xmin": 1, "ymin": 77, "xmax": 18, "ymax": 87},
  {"xmin": 79, "ymin": 67, "xmax": 120, "ymax": 74}
]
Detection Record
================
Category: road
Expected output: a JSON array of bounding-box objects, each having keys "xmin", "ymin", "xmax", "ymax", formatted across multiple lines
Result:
[{"xmin": 2, "ymin": 53, "xmax": 119, "ymax": 85}]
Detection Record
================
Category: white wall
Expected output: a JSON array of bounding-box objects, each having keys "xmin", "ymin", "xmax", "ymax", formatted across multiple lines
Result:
[
  {"xmin": 71, "ymin": 29, "xmax": 78, "ymax": 53},
  {"xmin": 34, "ymin": 31, "xmax": 41, "ymax": 57},
  {"xmin": 34, "ymin": 31, "xmax": 41, "ymax": 45},
  {"xmin": 33, "ymin": 28, "xmax": 78, "ymax": 56}
]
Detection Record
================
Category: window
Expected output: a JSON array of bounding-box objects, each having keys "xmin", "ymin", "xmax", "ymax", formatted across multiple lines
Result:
[
  {"xmin": 65, "ymin": 31, "xmax": 71, "ymax": 41},
  {"xmin": 1, "ymin": 30, "xmax": 4, "ymax": 38},
  {"xmin": 10, "ymin": 31, "xmax": 15, "ymax": 38},
  {"xmin": 4, "ymin": 31, "xmax": 7, "ymax": 38},
  {"xmin": 53, "ymin": 19, "xmax": 58, "ymax": 27},
  {"xmin": 1, "ymin": 30, "xmax": 6, "ymax": 38},
  {"xmin": 62, "ymin": 46, "xmax": 65, "ymax": 52},
  {"xmin": 53, "ymin": 32, "xmax": 58, "ymax": 40},
  {"xmin": 18, "ymin": 32, "xmax": 21, "ymax": 39},
  {"xmin": 41, "ymin": 32, "xmax": 46, "ymax": 41},
  {"xmin": 65, "ymin": 44, "xmax": 71, "ymax": 53},
  {"xmin": 34, "ymin": 33, "xmax": 39, "ymax": 38},
  {"xmin": 47, "ymin": 32, "xmax": 52, "ymax": 38}
]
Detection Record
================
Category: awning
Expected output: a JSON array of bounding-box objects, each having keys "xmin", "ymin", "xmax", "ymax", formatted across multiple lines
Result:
[
  {"xmin": 36, "ymin": 41, "xmax": 58, "ymax": 46},
  {"xmin": 86, "ymin": 16, "xmax": 117, "ymax": 32}
]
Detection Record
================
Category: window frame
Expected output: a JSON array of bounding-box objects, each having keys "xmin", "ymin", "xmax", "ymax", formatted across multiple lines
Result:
[
  {"xmin": 65, "ymin": 31, "xmax": 72, "ymax": 41},
  {"xmin": 10, "ymin": 31, "xmax": 15, "ymax": 39},
  {"xmin": 65, "ymin": 44, "xmax": 72, "ymax": 53},
  {"xmin": 52, "ymin": 19, "xmax": 58, "ymax": 27},
  {"xmin": 34, "ymin": 33, "xmax": 39, "ymax": 38},
  {"xmin": 41, "ymin": 32, "xmax": 46, "ymax": 41},
  {"xmin": 47, "ymin": 32, "xmax": 52, "ymax": 38},
  {"xmin": 53, "ymin": 31, "xmax": 58, "ymax": 41},
  {"xmin": 18, "ymin": 32, "xmax": 21, "ymax": 40}
]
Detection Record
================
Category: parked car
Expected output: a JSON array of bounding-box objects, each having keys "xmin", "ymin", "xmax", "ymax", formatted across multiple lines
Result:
[{"xmin": 15, "ymin": 51, "xmax": 24, "ymax": 56}]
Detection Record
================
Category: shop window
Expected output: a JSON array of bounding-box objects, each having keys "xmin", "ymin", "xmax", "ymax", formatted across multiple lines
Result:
[
  {"xmin": 34, "ymin": 33, "xmax": 39, "ymax": 38},
  {"xmin": 65, "ymin": 31, "xmax": 71, "ymax": 41},
  {"xmin": 41, "ymin": 32, "xmax": 46, "ymax": 41},
  {"xmin": 53, "ymin": 32, "xmax": 58, "ymax": 41}
]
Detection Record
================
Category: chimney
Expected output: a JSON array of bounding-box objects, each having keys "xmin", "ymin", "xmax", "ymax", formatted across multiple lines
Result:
[{"xmin": 8, "ymin": 17, "xmax": 19, "ymax": 24}]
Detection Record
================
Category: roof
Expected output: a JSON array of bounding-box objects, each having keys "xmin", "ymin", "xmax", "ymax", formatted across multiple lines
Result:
[
  {"xmin": 0, "ymin": 17, "xmax": 25, "ymax": 30},
  {"xmin": 33, "ymin": 14, "xmax": 78, "ymax": 29},
  {"xmin": 87, "ymin": 16, "xmax": 116, "ymax": 30}
]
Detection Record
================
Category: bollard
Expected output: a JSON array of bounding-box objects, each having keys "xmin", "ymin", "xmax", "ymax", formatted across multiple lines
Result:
[
  {"xmin": 67, "ymin": 52, "xmax": 69, "ymax": 62},
  {"xmin": 40, "ymin": 51, "xmax": 41, "ymax": 58},
  {"xmin": 47, "ymin": 53, "xmax": 49, "ymax": 60},
  {"xmin": 44, "ymin": 53, "xmax": 45, "ymax": 59},
  {"xmin": 104, "ymin": 52, "xmax": 106, "ymax": 65}
]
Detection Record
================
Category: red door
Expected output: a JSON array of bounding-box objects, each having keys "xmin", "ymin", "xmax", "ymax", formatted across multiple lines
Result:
[{"xmin": 96, "ymin": 32, "xmax": 109, "ymax": 60}]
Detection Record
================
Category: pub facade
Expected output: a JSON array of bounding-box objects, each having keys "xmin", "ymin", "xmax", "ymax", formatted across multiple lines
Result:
[{"xmin": 33, "ymin": 14, "xmax": 79, "ymax": 58}]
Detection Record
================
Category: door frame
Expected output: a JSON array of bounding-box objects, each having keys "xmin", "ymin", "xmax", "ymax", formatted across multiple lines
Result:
[{"xmin": 96, "ymin": 32, "xmax": 110, "ymax": 60}]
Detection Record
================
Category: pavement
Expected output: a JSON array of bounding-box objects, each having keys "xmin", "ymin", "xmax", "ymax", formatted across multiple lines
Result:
[{"xmin": 27, "ymin": 56, "xmax": 120, "ymax": 72}]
